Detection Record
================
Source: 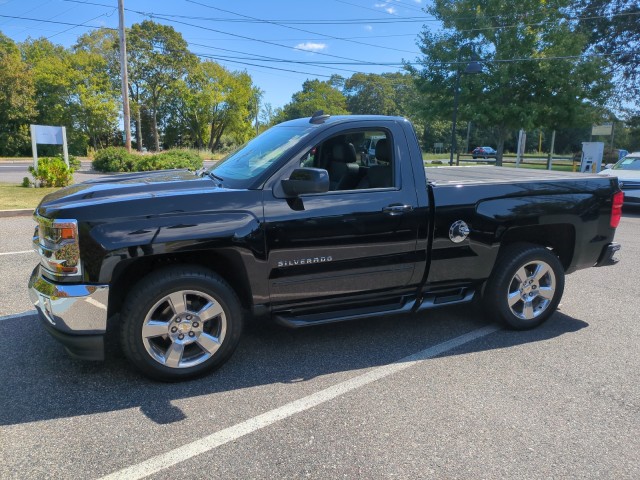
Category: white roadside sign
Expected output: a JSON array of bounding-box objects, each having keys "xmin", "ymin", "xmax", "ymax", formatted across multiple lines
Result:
[{"xmin": 30, "ymin": 124, "xmax": 69, "ymax": 170}]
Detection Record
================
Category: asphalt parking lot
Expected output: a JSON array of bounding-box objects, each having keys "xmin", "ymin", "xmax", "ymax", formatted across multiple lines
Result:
[{"xmin": 0, "ymin": 211, "xmax": 638, "ymax": 479}]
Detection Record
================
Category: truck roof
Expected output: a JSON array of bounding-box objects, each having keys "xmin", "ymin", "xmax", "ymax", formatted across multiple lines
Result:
[{"xmin": 278, "ymin": 115, "xmax": 410, "ymax": 128}]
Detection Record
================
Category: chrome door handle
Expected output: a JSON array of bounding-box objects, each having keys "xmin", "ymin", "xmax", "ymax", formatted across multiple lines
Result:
[{"xmin": 382, "ymin": 204, "xmax": 413, "ymax": 215}]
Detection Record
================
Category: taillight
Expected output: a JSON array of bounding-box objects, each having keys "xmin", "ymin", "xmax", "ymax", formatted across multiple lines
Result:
[{"xmin": 610, "ymin": 191, "xmax": 624, "ymax": 228}]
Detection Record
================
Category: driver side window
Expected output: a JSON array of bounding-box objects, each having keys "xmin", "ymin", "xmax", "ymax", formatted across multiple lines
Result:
[{"xmin": 302, "ymin": 130, "xmax": 394, "ymax": 191}]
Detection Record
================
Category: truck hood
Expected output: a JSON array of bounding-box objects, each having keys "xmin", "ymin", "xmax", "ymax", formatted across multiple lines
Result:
[{"xmin": 34, "ymin": 169, "xmax": 242, "ymax": 220}]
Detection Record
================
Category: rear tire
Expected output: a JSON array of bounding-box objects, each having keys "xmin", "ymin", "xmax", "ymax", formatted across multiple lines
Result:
[
  {"xmin": 120, "ymin": 266, "xmax": 243, "ymax": 381},
  {"xmin": 483, "ymin": 243, "xmax": 564, "ymax": 330}
]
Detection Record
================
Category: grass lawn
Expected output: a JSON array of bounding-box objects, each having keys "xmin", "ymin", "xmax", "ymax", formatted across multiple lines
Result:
[{"xmin": 0, "ymin": 183, "xmax": 59, "ymax": 210}]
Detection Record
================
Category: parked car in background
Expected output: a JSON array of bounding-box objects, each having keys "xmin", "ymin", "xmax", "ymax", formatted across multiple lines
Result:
[
  {"xmin": 472, "ymin": 146, "xmax": 497, "ymax": 159},
  {"xmin": 598, "ymin": 152, "xmax": 640, "ymax": 206}
]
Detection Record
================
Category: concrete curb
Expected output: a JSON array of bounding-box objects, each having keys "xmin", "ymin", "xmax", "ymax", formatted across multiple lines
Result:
[{"xmin": 0, "ymin": 209, "xmax": 33, "ymax": 218}]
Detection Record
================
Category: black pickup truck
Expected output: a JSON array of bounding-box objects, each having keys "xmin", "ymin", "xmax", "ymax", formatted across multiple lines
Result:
[{"xmin": 28, "ymin": 114, "xmax": 623, "ymax": 381}]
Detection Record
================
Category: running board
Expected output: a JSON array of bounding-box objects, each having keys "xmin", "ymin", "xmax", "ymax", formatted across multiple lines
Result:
[
  {"xmin": 416, "ymin": 287, "xmax": 475, "ymax": 311},
  {"xmin": 273, "ymin": 287, "xmax": 475, "ymax": 328},
  {"xmin": 274, "ymin": 298, "xmax": 416, "ymax": 328}
]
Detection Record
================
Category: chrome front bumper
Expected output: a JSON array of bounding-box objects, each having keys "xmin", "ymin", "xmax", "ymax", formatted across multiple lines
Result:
[{"xmin": 28, "ymin": 266, "xmax": 109, "ymax": 360}]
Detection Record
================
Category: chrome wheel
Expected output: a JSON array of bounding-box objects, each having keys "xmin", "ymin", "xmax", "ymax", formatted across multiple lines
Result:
[
  {"xmin": 142, "ymin": 289, "xmax": 227, "ymax": 369},
  {"xmin": 506, "ymin": 260, "xmax": 556, "ymax": 320}
]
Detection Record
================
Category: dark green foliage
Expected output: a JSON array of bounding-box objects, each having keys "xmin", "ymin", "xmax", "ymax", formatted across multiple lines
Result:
[
  {"xmin": 92, "ymin": 147, "xmax": 136, "ymax": 172},
  {"xmin": 136, "ymin": 150, "xmax": 203, "ymax": 171},
  {"xmin": 575, "ymin": 0, "xmax": 639, "ymax": 107},
  {"xmin": 92, "ymin": 148, "xmax": 202, "ymax": 172},
  {"xmin": 21, "ymin": 177, "xmax": 31, "ymax": 188},
  {"xmin": 29, "ymin": 157, "xmax": 74, "ymax": 187}
]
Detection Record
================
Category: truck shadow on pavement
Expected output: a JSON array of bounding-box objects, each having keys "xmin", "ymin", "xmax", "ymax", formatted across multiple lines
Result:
[{"xmin": 0, "ymin": 307, "xmax": 587, "ymax": 426}]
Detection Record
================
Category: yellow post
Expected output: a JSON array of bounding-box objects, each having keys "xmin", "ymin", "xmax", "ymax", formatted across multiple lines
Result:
[{"xmin": 538, "ymin": 131, "xmax": 542, "ymax": 154}]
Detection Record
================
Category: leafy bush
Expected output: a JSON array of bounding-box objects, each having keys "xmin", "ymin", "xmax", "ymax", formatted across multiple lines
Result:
[
  {"xmin": 92, "ymin": 148, "xmax": 203, "ymax": 173},
  {"xmin": 21, "ymin": 176, "xmax": 31, "ymax": 188},
  {"xmin": 92, "ymin": 147, "xmax": 136, "ymax": 172},
  {"xmin": 136, "ymin": 150, "xmax": 203, "ymax": 172},
  {"xmin": 29, "ymin": 157, "xmax": 74, "ymax": 187}
]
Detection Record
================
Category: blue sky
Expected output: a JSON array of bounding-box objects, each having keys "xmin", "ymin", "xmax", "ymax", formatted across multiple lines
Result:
[{"xmin": 0, "ymin": 0, "xmax": 433, "ymax": 109}]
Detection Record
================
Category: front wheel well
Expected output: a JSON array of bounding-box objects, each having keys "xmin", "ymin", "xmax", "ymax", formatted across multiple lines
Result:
[
  {"xmin": 499, "ymin": 224, "xmax": 575, "ymax": 270},
  {"xmin": 106, "ymin": 251, "xmax": 253, "ymax": 321}
]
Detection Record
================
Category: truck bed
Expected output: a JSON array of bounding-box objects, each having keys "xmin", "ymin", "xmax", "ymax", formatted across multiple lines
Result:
[{"xmin": 425, "ymin": 165, "xmax": 597, "ymax": 186}]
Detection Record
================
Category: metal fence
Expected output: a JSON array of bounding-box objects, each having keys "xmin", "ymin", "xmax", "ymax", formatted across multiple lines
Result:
[{"xmin": 455, "ymin": 153, "xmax": 577, "ymax": 170}]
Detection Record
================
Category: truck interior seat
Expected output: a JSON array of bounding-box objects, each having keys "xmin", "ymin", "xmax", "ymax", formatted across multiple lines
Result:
[
  {"xmin": 327, "ymin": 142, "xmax": 360, "ymax": 190},
  {"xmin": 357, "ymin": 138, "xmax": 393, "ymax": 188}
]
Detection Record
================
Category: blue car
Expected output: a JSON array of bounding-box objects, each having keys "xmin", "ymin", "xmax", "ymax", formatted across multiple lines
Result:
[{"xmin": 472, "ymin": 146, "xmax": 497, "ymax": 159}]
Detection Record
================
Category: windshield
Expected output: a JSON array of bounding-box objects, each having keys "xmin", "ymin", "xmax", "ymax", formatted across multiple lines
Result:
[
  {"xmin": 209, "ymin": 125, "xmax": 314, "ymax": 187},
  {"xmin": 613, "ymin": 156, "xmax": 640, "ymax": 171}
]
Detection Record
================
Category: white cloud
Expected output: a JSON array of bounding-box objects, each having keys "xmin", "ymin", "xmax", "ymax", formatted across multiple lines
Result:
[
  {"xmin": 374, "ymin": 2, "xmax": 397, "ymax": 14},
  {"xmin": 295, "ymin": 42, "xmax": 328, "ymax": 52}
]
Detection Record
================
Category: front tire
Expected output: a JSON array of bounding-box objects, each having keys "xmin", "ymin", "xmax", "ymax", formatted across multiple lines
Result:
[
  {"xmin": 483, "ymin": 243, "xmax": 565, "ymax": 330},
  {"xmin": 120, "ymin": 266, "xmax": 243, "ymax": 381}
]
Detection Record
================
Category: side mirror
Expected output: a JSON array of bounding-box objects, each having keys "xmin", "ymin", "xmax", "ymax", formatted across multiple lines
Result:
[
  {"xmin": 603, "ymin": 164, "xmax": 613, "ymax": 170},
  {"xmin": 281, "ymin": 168, "xmax": 329, "ymax": 196}
]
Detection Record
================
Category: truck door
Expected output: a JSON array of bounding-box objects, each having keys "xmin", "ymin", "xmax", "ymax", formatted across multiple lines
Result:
[{"xmin": 262, "ymin": 121, "xmax": 424, "ymax": 309}]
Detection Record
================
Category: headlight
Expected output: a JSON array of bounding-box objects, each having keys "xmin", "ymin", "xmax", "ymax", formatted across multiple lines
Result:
[{"xmin": 33, "ymin": 216, "xmax": 82, "ymax": 277}]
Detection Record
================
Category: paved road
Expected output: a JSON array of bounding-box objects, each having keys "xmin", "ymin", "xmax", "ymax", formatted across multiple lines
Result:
[
  {"xmin": 0, "ymin": 213, "xmax": 638, "ymax": 479},
  {"xmin": 0, "ymin": 161, "xmax": 216, "ymax": 185},
  {"xmin": 0, "ymin": 161, "xmax": 112, "ymax": 185}
]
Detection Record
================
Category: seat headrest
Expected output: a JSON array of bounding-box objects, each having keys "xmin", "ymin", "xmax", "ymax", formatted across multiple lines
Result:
[
  {"xmin": 332, "ymin": 142, "xmax": 357, "ymax": 163},
  {"xmin": 375, "ymin": 138, "xmax": 391, "ymax": 163}
]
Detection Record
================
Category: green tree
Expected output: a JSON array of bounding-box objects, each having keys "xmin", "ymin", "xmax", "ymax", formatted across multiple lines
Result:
[
  {"xmin": 0, "ymin": 33, "xmax": 36, "ymax": 155},
  {"xmin": 68, "ymin": 49, "xmax": 120, "ymax": 150},
  {"xmin": 277, "ymin": 79, "xmax": 349, "ymax": 121},
  {"xmin": 128, "ymin": 20, "xmax": 196, "ymax": 151},
  {"xmin": 575, "ymin": 0, "xmax": 639, "ymax": 109},
  {"xmin": 20, "ymin": 38, "xmax": 72, "ymax": 130},
  {"xmin": 165, "ymin": 60, "xmax": 259, "ymax": 151},
  {"xmin": 411, "ymin": 0, "xmax": 612, "ymax": 164},
  {"xmin": 20, "ymin": 35, "xmax": 121, "ymax": 154},
  {"xmin": 344, "ymin": 73, "xmax": 399, "ymax": 116}
]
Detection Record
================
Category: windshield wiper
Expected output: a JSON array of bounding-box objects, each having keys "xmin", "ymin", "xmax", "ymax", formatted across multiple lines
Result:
[{"xmin": 203, "ymin": 170, "xmax": 224, "ymax": 186}]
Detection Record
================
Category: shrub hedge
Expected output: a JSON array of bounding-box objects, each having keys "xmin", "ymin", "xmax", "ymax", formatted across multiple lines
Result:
[
  {"xmin": 92, "ymin": 147, "xmax": 136, "ymax": 172},
  {"xmin": 92, "ymin": 148, "xmax": 203, "ymax": 173}
]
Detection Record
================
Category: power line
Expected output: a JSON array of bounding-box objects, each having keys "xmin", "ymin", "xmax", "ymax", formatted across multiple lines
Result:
[
  {"xmin": 47, "ymin": 10, "xmax": 116, "ymax": 40},
  {"xmin": 63, "ymin": 0, "xmax": 436, "ymax": 24},
  {"xmin": 0, "ymin": 13, "xmax": 117, "ymax": 31},
  {"xmin": 188, "ymin": 42, "xmax": 362, "ymax": 74},
  {"xmin": 136, "ymin": 13, "xmax": 376, "ymax": 65},
  {"xmin": 3, "ymin": 12, "xmax": 635, "ymax": 69},
  {"xmin": 194, "ymin": 52, "xmax": 334, "ymax": 78},
  {"xmin": 185, "ymin": 0, "xmax": 420, "ymax": 55},
  {"xmin": 333, "ymin": 0, "xmax": 402, "ymax": 17}
]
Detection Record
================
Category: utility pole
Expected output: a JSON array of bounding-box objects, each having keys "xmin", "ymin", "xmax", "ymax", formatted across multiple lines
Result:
[
  {"xmin": 255, "ymin": 96, "xmax": 259, "ymax": 135},
  {"xmin": 465, "ymin": 122, "xmax": 471, "ymax": 153},
  {"xmin": 118, "ymin": 0, "xmax": 132, "ymax": 153}
]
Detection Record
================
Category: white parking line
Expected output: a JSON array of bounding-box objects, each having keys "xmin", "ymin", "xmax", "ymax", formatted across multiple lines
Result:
[
  {"xmin": 0, "ymin": 250, "xmax": 34, "ymax": 256},
  {"xmin": 100, "ymin": 324, "xmax": 500, "ymax": 480},
  {"xmin": 0, "ymin": 310, "xmax": 37, "ymax": 322}
]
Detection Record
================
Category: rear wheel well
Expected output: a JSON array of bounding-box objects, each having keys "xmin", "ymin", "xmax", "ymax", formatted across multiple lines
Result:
[
  {"xmin": 107, "ymin": 251, "xmax": 253, "ymax": 321},
  {"xmin": 499, "ymin": 224, "xmax": 575, "ymax": 270}
]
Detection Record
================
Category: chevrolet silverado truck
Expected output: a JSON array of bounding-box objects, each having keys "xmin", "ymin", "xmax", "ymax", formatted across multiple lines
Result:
[{"xmin": 28, "ymin": 113, "xmax": 623, "ymax": 381}]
